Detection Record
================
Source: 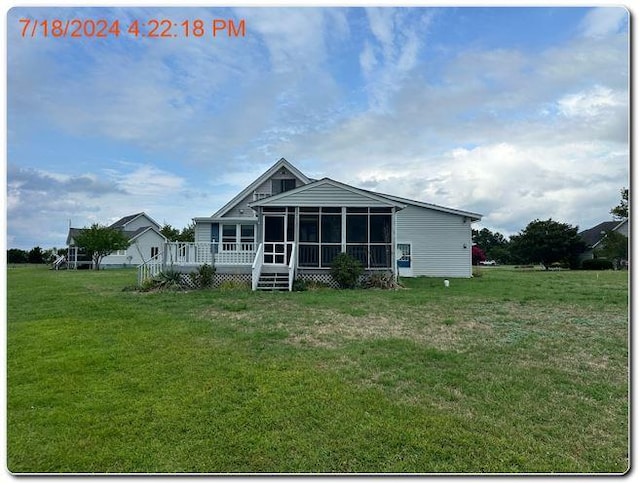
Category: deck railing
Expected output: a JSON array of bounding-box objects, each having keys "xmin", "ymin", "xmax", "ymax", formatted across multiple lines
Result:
[{"xmin": 163, "ymin": 242, "xmax": 257, "ymax": 266}]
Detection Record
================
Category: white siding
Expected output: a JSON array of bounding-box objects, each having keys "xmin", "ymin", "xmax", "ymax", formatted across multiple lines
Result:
[
  {"xmin": 258, "ymin": 182, "xmax": 397, "ymax": 208},
  {"xmin": 396, "ymin": 205, "xmax": 473, "ymax": 278},
  {"xmin": 101, "ymin": 230, "xmax": 166, "ymax": 267}
]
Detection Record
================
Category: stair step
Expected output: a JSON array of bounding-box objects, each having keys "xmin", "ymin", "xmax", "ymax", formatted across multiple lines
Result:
[{"xmin": 256, "ymin": 272, "xmax": 290, "ymax": 291}]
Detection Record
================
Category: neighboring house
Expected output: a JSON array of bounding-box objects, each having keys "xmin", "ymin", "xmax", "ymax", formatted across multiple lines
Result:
[
  {"xmin": 142, "ymin": 158, "xmax": 482, "ymax": 289},
  {"xmin": 66, "ymin": 212, "xmax": 167, "ymax": 269},
  {"xmin": 578, "ymin": 218, "xmax": 629, "ymax": 262}
]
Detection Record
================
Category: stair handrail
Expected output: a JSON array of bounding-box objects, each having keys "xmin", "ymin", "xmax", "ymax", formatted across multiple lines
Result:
[
  {"xmin": 251, "ymin": 243, "xmax": 264, "ymax": 291},
  {"xmin": 288, "ymin": 242, "xmax": 297, "ymax": 292},
  {"xmin": 137, "ymin": 252, "xmax": 164, "ymax": 285}
]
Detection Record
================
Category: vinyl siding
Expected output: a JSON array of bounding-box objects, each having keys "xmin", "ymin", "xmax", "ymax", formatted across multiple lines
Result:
[
  {"xmin": 258, "ymin": 182, "xmax": 397, "ymax": 208},
  {"xmin": 101, "ymin": 230, "xmax": 165, "ymax": 267},
  {"xmin": 194, "ymin": 222, "xmax": 212, "ymax": 243},
  {"xmin": 121, "ymin": 214, "xmax": 159, "ymax": 232},
  {"xmin": 396, "ymin": 205, "xmax": 473, "ymax": 278}
]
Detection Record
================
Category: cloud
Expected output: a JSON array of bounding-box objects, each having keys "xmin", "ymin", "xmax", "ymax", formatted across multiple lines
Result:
[{"xmin": 578, "ymin": 6, "xmax": 628, "ymax": 38}]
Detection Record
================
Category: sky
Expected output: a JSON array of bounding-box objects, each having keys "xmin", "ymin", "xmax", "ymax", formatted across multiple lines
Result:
[{"xmin": 5, "ymin": 3, "xmax": 630, "ymax": 250}]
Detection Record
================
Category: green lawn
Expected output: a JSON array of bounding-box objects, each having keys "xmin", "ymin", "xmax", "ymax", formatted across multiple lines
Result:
[{"xmin": 6, "ymin": 265, "xmax": 629, "ymax": 473}]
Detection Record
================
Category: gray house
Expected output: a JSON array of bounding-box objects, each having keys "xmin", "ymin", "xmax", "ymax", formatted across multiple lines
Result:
[
  {"xmin": 140, "ymin": 158, "xmax": 482, "ymax": 289},
  {"xmin": 578, "ymin": 218, "xmax": 629, "ymax": 262}
]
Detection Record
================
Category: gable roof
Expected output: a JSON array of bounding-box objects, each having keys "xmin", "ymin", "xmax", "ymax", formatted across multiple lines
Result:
[
  {"xmin": 579, "ymin": 219, "xmax": 628, "ymax": 248},
  {"xmin": 109, "ymin": 212, "xmax": 161, "ymax": 230},
  {"xmin": 67, "ymin": 225, "xmax": 167, "ymax": 246},
  {"xmin": 249, "ymin": 177, "xmax": 406, "ymax": 209},
  {"xmin": 365, "ymin": 191, "xmax": 482, "ymax": 221},
  {"xmin": 212, "ymin": 158, "xmax": 311, "ymax": 219}
]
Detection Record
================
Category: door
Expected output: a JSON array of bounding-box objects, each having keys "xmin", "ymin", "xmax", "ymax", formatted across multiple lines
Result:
[
  {"xmin": 264, "ymin": 215, "xmax": 287, "ymax": 264},
  {"xmin": 397, "ymin": 242, "xmax": 412, "ymax": 277}
]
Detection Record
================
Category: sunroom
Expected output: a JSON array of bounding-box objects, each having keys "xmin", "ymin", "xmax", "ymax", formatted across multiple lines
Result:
[{"xmin": 248, "ymin": 178, "xmax": 406, "ymax": 278}]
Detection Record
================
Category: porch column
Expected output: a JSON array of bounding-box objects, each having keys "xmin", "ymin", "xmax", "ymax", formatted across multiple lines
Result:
[
  {"xmin": 341, "ymin": 206, "xmax": 347, "ymax": 253},
  {"xmin": 392, "ymin": 208, "xmax": 398, "ymax": 281}
]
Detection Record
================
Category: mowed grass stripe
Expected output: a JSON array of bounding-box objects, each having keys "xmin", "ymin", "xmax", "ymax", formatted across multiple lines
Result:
[{"xmin": 6, "ymin": 266, "xmax": 628, "ymax": 473}]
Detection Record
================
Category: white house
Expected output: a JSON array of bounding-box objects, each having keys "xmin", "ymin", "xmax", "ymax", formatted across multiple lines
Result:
[
  {"xmin": 140, "ymin": 158, "xmax": 482, "ymax": 289},
  {"xmin": 66, "ymin": 212, "xmax": 167, "ymax": 269}
]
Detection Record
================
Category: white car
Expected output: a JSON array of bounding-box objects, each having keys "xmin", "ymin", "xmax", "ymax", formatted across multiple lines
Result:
[{"xmin": 479, "ymin": 260, "xmax": 497, "ymax": 266}]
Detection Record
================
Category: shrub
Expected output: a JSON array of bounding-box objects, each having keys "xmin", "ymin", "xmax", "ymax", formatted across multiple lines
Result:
[
  {"xmin": 330, "ymin": 253, "xmax": 363, "ymax": 289},
  {"xmin": 292, "ymin": 278, "xmax": 308, "ymax": 292},
  {"xmin": 581, "ymin": 259, "xmax": 614, "ymax": 270},
  {"xmin": 360, "ymin": 271, "xmax": 401, "ymax": 289},
  {"xmin": 195, "ymin": 264, "xmax": 215, "ymax": 289}
]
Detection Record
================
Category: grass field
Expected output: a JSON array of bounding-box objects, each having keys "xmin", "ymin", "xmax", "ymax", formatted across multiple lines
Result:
[{"xmin": 6, "ymin": 265, "xmax": 629, "ymax": 474}]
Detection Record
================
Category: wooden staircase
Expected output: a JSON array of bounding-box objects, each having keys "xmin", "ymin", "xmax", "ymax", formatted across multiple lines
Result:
[{"xmin": 256, "ymin": 272, "xmax": 290, "ymax": 291}]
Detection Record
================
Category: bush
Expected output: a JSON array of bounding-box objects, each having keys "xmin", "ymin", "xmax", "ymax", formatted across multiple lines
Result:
[
  {"xmin": 292, "ymin": 278, "xmax": 308, "ymax": 292},
  {"xmin": 360, "ymin": 271, "xmax": 401, "ymax": 289},
  {"xmin": 330, "ymin": 253, "xmax": 363, "ymax": 289},
  {"xmin": 195, "ymin": 264, "xmax": 215, "ymax": 289},
  {"xmin": 581, "ymin": 259, "xmax": 614, "ymax": 270}
]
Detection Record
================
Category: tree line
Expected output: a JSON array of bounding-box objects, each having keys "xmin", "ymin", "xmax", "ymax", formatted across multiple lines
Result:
[
  {"xmin": 8, "ymin": 189, "xmax": 628, "ymax": 270},
  {"xmin": 7, "ymin": 222, "xmax": 195, "ymax": 267},
  {"xmin": 473, "ymin": 188, "xmax": 628, "ymax": 269}
]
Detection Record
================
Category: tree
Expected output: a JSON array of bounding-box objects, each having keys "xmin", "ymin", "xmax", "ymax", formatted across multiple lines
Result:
[
  {"xmin": 161, "ymin": 223, "xmax": 195, "ymax": 242},
  {"xmin": 595, "ymin": 230, "xmax": 628, "ymax": 269},
  {"xmin": 510, "ymin": 219, "xmax": 586, "ymax": 270},
  {"xmin": 27, "ymin": 246, "xmax": 45, "ymax": 264},
  {"xmin": 73, "ymin": 224, "xmax": 131, "ymax": 270},
  {"xmin": 160, "ymin": 224, "xmax": 181, "ymax": 241},
  {"xmin": 472, "ymin": 245, "xmax": 486, "ymax": 265},
  {"xmin": 7, "ymin": 248, "xmax": 28, "ymax": 264},
  {"xmin": 610, "ymin": 187, "xmax": 628, "ymax": 220},
  {"xmin": 473, "ymin": 228, "xmax": 510, "ymax": 263}
]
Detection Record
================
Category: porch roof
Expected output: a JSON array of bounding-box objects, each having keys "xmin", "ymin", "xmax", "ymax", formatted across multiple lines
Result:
[{"xmin": 248, "ymin": 178, "xmax": 406, "ymax": 209}]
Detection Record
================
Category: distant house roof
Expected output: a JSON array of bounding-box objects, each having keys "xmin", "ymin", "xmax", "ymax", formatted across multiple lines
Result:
[
  {"xmin": 109, "ymin": 212, "xmax": 161, "ymax": 230},
  {"xmin": 579, "ymin": 219, "xmax": 627, "ymax": 248},
  {"xmin": 67, "ymin": 220, "xmax": 166, "ymax": 246}
]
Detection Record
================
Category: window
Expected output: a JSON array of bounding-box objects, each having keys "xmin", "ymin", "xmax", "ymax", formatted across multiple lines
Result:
[
  {"xmin": 151, "ymin": 247, "xmax": 159, "ymax": 259},
  {"xmin": 221, "ymin": 224, "xmax": 256, "ymax": 250},
  {"xmin": 240, "ymin": 225, "xmax": 254, "ymax": 242},
  {"xmin": 222, "ymin": 224, "xmax": 237, "ymax": 250},
  {"xmin": 240, "ymin": 225, "xmax": 255, "ymax": 250},
  {"xmin": 273, "ymin": 178, "xmax": 296, "ymax": 194}
]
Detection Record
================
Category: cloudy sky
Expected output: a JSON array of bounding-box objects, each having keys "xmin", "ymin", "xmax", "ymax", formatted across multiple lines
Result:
[{"xmin": 6, "ymin": 4, "xmax": 630, "ymax": 249}]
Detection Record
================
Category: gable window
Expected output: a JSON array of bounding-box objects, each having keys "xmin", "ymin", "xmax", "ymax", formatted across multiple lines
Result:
[
  {"xmin": 151, "ymin": 247, "xmax": 159, "ymax": 259},
  {"xmin": 273, "ymin": 178, "xmax": 296, "ymax": 194}
]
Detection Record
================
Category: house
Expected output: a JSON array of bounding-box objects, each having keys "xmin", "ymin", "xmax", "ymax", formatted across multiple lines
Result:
[
  {"xmin": 65, "ymin": 212, "xmax": 167, "ymax": 269},
  {"xmin": 578, "ymin": 218, "xmax": 629, "ymax": 262},
  {"xmin": 141, "ymin": 158, "xmax": 482, "ymax": 289}
]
